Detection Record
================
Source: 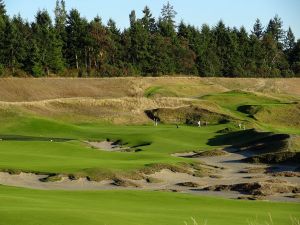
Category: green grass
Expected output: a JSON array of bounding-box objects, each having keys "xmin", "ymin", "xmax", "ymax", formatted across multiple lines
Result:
[
  {"xmin": 0, "ymin": 114, "xmax": 226, "ymax": 176},
  {"xmin": 200, "ymin": 90, "xmax": 300, "ymax": 134},
  {"xmin": 0, "ymin": 82, "xmax": 299, "ymax": 225},
  {"xmin": 0, "ymin": 186, "xmax": 299, "ymax": 225},
  {"xmin": 0, "ymin": 89, "xmax": 299, "ymax": 176}
]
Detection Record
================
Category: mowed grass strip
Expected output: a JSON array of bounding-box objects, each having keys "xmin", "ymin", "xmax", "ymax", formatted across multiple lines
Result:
[{"xmin": 0, "ymin": 186, "xmax": 299, "ymax": 225}]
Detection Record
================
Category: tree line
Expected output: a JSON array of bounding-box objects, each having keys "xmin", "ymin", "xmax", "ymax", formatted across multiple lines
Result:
[{"xmin": 0, "ymin": 0, "xmax": 299, "ymax": 77}]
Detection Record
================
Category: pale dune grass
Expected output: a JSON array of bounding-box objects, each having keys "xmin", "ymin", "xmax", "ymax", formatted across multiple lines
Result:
[
  {"xmin": 183, "ymin": 214, "xmax": 300, "ymax": 225},
  {"xmin": 0, "ymin": 77, "xmax": 299, "ymax": 102},
  {"xmin": 0, "ymin": 97, "xmax": 231, "ymax": 124}
]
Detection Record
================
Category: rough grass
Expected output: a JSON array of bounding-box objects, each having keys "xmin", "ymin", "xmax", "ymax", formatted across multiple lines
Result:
[
  {"xmin": 0, "ymin": 97, "xmax": 234, "ymax": 125},
  {"xmin": 1, "ymin": 77, "xmax": 300, "ymax": 102},
  {"xmin": 145, "ymin": 105, "xmax": 232, "ymax": 125},
  {"xmin": 253, "ymin": 103, "xmax": 300, "ymax": 129}
]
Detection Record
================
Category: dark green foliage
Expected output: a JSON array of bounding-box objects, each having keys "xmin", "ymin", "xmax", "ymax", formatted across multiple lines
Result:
[
  {"xmin": 32, "ymin": 10, "xmax": 64, "ymax": 75},
  {"xmin": 290, "ymin": 40, "xmax": 300, "ymax": 76},
  {"xmin": 266, "ymin": 15, "xmax": 284, "ymax": 41},
  {"xmin": 252, "ymin": 19, "xmax": 264, "ymax": 39},
  {"xmin": 0, "ymin": 2, "xmax": 298, "ymax": 77},
  {"xmin": 158, "ymin": 1, "xmax": 177, "ymax": 38}
]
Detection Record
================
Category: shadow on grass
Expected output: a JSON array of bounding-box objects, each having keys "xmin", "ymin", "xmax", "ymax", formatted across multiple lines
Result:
[
  {"xmin": 0, "ymin": 134, "xmax": 72, "ymax": 142},
  {"xmin": 207, "ymin": 129, "xmax": 290, "ymax": 155},
  {"xmin": 206, "ymin": 129, "xmax": 299, "ymax": 165}
]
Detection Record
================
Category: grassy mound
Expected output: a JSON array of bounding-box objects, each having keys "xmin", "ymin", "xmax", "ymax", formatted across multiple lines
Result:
[
  {"xmin": 204, "ymin": 180, "xmax": 300, "ymax": 196},
  {"xmin": 245, "ymin": 152, "xmax": 300, "ymax": 164},
  {"xmin": 145, "ymin": 105, "xmax": 231, "ymax": 125},
  {"xmin": 1, "ymin": 77, "xmax": 299, "ymax": 102},
  {"xmin": 201, "ymin": 90, "xmax": 282, "ymax": 112}
]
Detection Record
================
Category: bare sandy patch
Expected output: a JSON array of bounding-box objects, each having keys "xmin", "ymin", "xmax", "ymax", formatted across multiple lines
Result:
[{"xmin": 87, "ymin": 141, "xmax": 130, "ymax": 152}]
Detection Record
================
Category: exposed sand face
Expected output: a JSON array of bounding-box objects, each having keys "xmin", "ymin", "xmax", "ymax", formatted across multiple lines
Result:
[
  {"xmin": 0, "ymin": 172, "xmax": 115, "ymax": 190},
  {"xmin": 87, "ymin": 141, "xmax": 130, "ymax": 152},
  {"xmin": 0, "ymin": 148, "xmax": 299, "ymax": 202}
]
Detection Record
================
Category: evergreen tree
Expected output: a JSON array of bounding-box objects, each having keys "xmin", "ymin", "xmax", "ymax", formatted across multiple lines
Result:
[
  {"xmin": 88, "ymin": 16, "xmax": 110, "ymax": 72},
  {"xmin": 0, "ymin": 2, "xmax": 298, "ymax": 78},
  {"xmin": 2, "ymin": 16, "xmax": 29, "ymax": 74},
  {"xmin": 198, "ymin": 24, "xmax": 221, "ymax": 76},
  {"xmin": 290, "ymin": 40, "xmax": 300, "ymax": 75},
  {"xmin": 32, "ymin": 10, "xmax": 64, "ymax": 75},
  {"xmin": 129, "ymin": 10, "xmax": 136, "ymax": 27},
  {"xmin": 54, "ymin": 0, "xmax": 67, "ymax": 37},
  {"xmin": 158, "ymin": 2, "xmax": 177, "ymax": 37},
  {"xmin": 252, "ymin": 18, "xmax": 264, "ymax": 39},
  {"xmin": 127, "ymin": 9, "xmax": 151, "ymax": 73},
  {"xmin": 141, "ymin": 6, "xmax": 156, "ymax": 33},
  {"xmin": 106, "ymin": 18, "xmax": 123, "ymax": 66},
  {"xmin": 236, "ymin": 27, "xmax": 250, "ymax": 76},
  {"xmin": 284, "ymin": 27, "xmax": 295, "ymax": 51},
  {"xmin": 54, "ymin": 0, "xmax": 67, "ymax": 61},
  {"xmin": 0, "ymin": 0, "xmax": 7, "ymax": 68},
  {"xmin": 266, "ymin": 15, "xmax": 285, "ymax": 48},
  {"xmin": 214, "ymin": 20, "xmax": 234, "ymax": 76},
  {"xmin": 66, "ymin": 9, "xmax": 88, "ymax": 71}
]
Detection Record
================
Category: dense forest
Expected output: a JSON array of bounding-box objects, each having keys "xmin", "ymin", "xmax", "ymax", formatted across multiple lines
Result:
[{"xmin": 0, "ymin": 0, "xmax": 299, "ymax": 77}]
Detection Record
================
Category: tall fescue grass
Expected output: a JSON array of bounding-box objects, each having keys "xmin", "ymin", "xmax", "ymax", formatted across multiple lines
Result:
[
  {"xmin": 184, "ymin": 217, "xmax": 207, "ymax": 225},
  {"xmin": 0, "ymin": 96, "xmax": 233, "ymax": 124},
  {"xmin": 183, "ymin": 214, "xmax": 300, "ymax": 225},
  {"xmin": 0, "ymin": 77, "xmax": 299, "ymax": 102},
  {"xmin": 246, "ymin": 214, "xmax": 300, "ymax": 225}
]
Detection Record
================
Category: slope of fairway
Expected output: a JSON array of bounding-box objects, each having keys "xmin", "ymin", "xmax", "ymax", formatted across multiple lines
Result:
[
  {"xmin": 0, "ymin": 186, "xmax": 299, "ymax": 225},
  {"xmin": 0, "ymin": 113, "xmax": 228, "ymax": 177}
]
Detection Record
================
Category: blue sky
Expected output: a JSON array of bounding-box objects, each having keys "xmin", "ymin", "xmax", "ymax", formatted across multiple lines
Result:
[{"xmin": 5, "ymin": 0, "xmax": 300, "ymax": 38}]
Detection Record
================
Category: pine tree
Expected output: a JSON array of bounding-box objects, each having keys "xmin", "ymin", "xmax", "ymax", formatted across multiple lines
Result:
[
  {"xmin": 33, "ymin": 10, "xmax": 64, "ymax": 75},
  {"xmin": 284, "ymin": 27, "xmax": 295, "ymax": 51},
  {"xmin": 266, "ymin": 15, "xmax": 285, "ymax": 48},
  {"xmin": 66, "ymin": 9, "xmax": 88, "ymax": 71},
  {"xmin": 252, "ymin": 19, "xmax": 264, "ymax": 39},
  {"xmin": 0, "ymin": 0, "xmax": 7, "ymax": 67},
  {"xmin": 106, "ymin": 19, "xmax": 123, "ymax": 66},
  {"xmin": 89, "ymin": 16, "xmax": 110, "ymax": 71},
  {"xmin": 54, "ymin": 0, "xmax": 67, "ymax": 36},
  {"xmin": 236, "ymin": 27, "xmax": 250, "ymax": 76},
  {"xmin": 129, "ymin": 10, "xmax": 136, "ymax": 28},
  {"xmin": 141, "ymin": 6, "xmax": 156, "ymax": 33},
  {"xmin": 54, "ymin": 0, "xmax": 67, "ymax": 61},
  {"xmin": 198, "ymin": 24, "xmax": 221, "ymax": 76},
  {"xmin": 158, "ymin": 2, "xmax": 177, "ymax": 37}
]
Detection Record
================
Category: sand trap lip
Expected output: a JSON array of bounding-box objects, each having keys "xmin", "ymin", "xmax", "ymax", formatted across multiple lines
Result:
[
  {"xmin": 0, "ymin": 168, "xmax": 299, "ymax": 202},
  {"xmin": 86, "ymin": 141, "xmax": 130, "ymax": 152},
  {"xmin": 0, "ymin": 147, "xmax": 299, "ymax": 202},
  {"xmin": 0, "ymin": 169, "xmax": 299, "ymax": 202}
]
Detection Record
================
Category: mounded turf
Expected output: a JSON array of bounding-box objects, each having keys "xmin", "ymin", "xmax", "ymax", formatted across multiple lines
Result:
[
  {"xmin": 0, "ymin": 78, "xmax": 299, "ymax": 225},
  {"xmin": 0, "ymin": 114, "xmax": 227, "ymax": 175},
  {"xmin": 0, "ymin": 186, "xmax": 299, "ymax": 225}
]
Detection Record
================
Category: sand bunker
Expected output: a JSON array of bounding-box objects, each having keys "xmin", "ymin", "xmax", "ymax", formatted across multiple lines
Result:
[
  {"xmin": 0, "ymin": 147, "xmax": 299, "ymax": 202},
  {"xmin": 87, "ymin": 141, "xmax": 130, "ymax": 152}
]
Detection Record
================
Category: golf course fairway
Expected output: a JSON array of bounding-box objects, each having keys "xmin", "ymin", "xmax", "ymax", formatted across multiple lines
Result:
[{"xmin": 0, "ymin": 186, "xmax": 299, "ymax": 225}]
